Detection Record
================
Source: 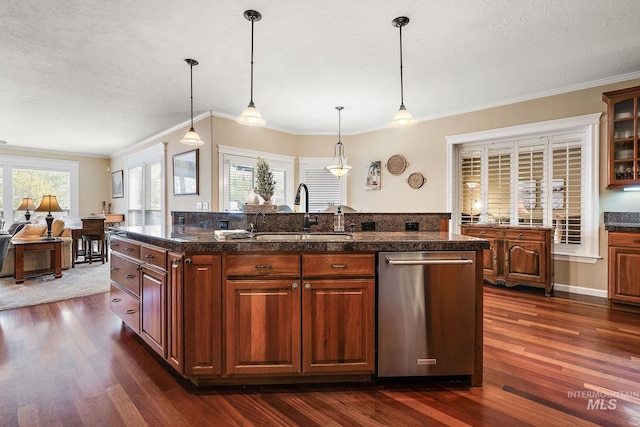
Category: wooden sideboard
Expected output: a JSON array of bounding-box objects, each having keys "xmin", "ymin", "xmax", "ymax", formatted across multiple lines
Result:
[{"xmin": 460, "ymin": 224, "xmax": 553, "ymax": 296}]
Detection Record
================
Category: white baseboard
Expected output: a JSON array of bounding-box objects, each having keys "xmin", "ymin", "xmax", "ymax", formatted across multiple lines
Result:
[{"xmin": 553, "ymin": 282, "xmax": 607, "ymax": 299}]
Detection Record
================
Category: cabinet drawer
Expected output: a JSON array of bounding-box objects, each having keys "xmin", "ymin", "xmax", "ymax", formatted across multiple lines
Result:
[
  {"xmin": 226, "ymin": 254, "xmax": 300, "ymax": 277},
  {"xmin": 110, "ymin": 283, "xmax": 140, "ymax": 333},
  {"xmin": 110, "ymin": 237, "xmax": 140, "ymax": 259},
  {"xmin": 111, "ymin": 252, "xmax": 141, "ymax": 296},
  {"xmin": 462, "ymin": 227, "xmax": 545, "ymax": 241},
  {"xmin": 609, "ymin": 232, "xmax": 640, "ymax": 247},
  {"xmin": 503, "ymin": 229, "xmax": 546, "ymax": 241},
  {"xmin": 141, "ymin": 244, "xmax": 167, "ymax": 270},
  {"xmin": 302, "ymin": 254, "xmax": 375, "ymax": 277}
]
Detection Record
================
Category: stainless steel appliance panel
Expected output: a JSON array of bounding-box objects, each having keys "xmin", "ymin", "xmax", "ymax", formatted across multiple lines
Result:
[{"xmin": 377, "ymin": 251, "xmax": 476, "ymax": 377}]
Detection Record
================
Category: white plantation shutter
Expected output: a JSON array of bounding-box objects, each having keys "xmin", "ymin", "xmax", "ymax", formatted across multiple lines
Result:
[
  {"xmin": 304, "ymin": 167, "xmax": 342, "ymax": 212},
  {"xmin": 449, "ymin": 113, "xmax": 600, "ymax": 260},
  {"xmin": 145, "ymin": 161, "xmax": 162, "ymax": 226},
  {"xmin": 128, "ymin": 165, "xmax": 143, "ymax": 226},
  {"xmin": 126, "ymin": 144, "xmax": 164, "ymax": 227},
  {"xmin": 486, "ymin": 144, "xmax": 513, "ymax": 224}
]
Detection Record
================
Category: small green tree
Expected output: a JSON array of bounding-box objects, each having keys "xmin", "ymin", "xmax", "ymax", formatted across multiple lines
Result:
[{"xmin": 255, "ymin": 157, "xmax": 276, "ymax": 203}]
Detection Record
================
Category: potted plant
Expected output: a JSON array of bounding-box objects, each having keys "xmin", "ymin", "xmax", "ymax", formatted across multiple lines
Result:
[{"xmin": 255, "ymin": 157, "xmax": 276, "ymax": 204}]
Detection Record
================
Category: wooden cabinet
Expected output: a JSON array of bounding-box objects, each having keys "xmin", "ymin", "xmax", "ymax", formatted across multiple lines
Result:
[
  {"xmin": 183, "ymin": 254, "xmax": 222, "ymax": 377},
  {"xmin": 301, "ymin": 254, "xmax": 375, "ymax": 374},
  {"xmin": 224, "ymin": 253, "xmax": 375, "ymax": 377},
  {"xmin": 608, "ymin": 232, "xmax": 640, "ymax": 309},
  {"xmin": 461, "ymin": 225, "xmax": 553, "ymax": 296},
  {"xmin": 167, "ymin": 252, "xmax": 184, "ymax": 373},
  {"xmin": 110, "ymin": 236, "xmax": 169, "ymax": 358},
  {"xmin": 603, "ymin": 86, "xmax": 640, "ymax": 188}
]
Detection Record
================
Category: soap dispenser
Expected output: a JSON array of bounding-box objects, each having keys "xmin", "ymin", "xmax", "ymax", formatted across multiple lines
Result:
[{"xmin": 334, "ymin": 206, "xmax": 345, "ymax": 232}]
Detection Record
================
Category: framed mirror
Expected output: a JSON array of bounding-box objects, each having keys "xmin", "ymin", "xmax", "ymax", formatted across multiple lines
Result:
[{"xmin": 173, "ymin": 149, "xmax": 199, "ymax": 195}]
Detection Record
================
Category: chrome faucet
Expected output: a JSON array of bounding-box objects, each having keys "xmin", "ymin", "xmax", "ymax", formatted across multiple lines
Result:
[{"xmin": 294, "ymin": 183, "xmax": 318, "ymax": 233}]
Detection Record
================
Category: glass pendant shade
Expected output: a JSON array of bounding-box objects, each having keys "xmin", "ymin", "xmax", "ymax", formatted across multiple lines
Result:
[
  {"xmin": 180, "ymin": 127, "xmax": 203, "ymax": 145},
  {"xmin": 389, "ymin": 104, "xmax": 417, "ymax": 128},
  {"xmin": 236, "ymin": 102, "xmax": 266, "ymax": 126},
  {"xmin": 327, "ymin": 142, "xmax": 352, "ymax": 177}
]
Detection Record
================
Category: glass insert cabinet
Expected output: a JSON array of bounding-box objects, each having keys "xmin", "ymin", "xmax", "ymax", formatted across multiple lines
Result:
[{"xmin": 603, "ymin": 85, "xmax": 640, "ymax": 188}]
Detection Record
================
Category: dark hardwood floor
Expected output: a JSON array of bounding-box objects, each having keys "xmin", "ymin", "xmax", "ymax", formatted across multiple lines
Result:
[{"xmin": 2, "ymin": 285, "xmax": 640, "ymax": 426}]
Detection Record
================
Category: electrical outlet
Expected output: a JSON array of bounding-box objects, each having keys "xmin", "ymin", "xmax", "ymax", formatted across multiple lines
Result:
[
  {"xmin": 203, "ymin": 202, "xmax": 209, "ymax": 211},
  {"xmin": 195, "ymin": 202, "xmax": 202, "ymax": 210}
]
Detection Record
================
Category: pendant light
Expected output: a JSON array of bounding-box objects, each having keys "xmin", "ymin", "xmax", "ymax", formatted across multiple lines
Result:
[
  {"xmin": 180, "ymin": 58, "xmax": 204, "ymax": 145},
  {"xmin": 236, "ymin": 9, "xmax": 266, "ymax": 127},
  {"xmin": 389, "ymin": 16, "xmax": 417, "ymax": 128},
  {"xmin": 327, "ymin": 106, "xmax": 352, "ymax": 178}
]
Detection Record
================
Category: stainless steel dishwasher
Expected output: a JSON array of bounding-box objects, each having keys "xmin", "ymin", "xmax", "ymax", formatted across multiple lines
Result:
[{"xmin": 377, "ymin": 251, "xmax": 476, "ymax": 377}]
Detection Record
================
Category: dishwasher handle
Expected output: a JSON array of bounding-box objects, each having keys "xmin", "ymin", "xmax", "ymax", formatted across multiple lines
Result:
[{"xmin": 385, "ymin": 257, "xmax": 473, "ymax": 266}]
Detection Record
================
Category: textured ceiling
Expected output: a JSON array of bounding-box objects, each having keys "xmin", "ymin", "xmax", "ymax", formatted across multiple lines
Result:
[{"xmin": 2, "ymin": 0, "xmax": 640, "ymax": 157}]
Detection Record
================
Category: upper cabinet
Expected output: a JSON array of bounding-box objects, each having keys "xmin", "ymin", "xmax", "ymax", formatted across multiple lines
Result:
[{"xmin": 603, "ymin": 85, "xmax": 640, "ymax": 188}]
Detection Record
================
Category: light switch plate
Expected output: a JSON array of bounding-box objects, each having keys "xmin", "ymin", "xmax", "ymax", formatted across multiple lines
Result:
[
  {"xmin": 195, "ymin": 202, "xmax": 202, "ymax": 210},
  {"xmin": 203, "ymin": 202, "xmax": 209, "ymax": 210}
]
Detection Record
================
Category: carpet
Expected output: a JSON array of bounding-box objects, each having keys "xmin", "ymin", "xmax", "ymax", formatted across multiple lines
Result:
[{"xmin": 0, "ymin": 262, "xmax": 110, "ymax": 311}]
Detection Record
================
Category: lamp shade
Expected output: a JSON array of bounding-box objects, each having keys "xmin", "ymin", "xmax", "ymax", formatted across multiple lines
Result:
[
  {"xmin": 236, "ymin": 104, "xmax": 266, "ymax": 126},
  {"xmin": 36, "ymin": 195, "xmax": 63, "ymax": 213},
  {"xmin": 389, "ymin": 105, "xmax": 417, "ymax": 128},
  {"xmin": 18, "ymin": 197, "xmax": 37, "ymax": 211},
  {"xmin": 180, "ymin": 127, "xmax": 204, "ymax": 146}
]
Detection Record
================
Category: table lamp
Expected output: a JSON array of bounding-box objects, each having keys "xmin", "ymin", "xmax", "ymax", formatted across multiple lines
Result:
[
  {"xmin": 35, "ymin": 195, "xmax": 63, "ymax": 240},
  {"xmin": 18, "ymin": 197, "xmax": 37, "ymax": 220}
]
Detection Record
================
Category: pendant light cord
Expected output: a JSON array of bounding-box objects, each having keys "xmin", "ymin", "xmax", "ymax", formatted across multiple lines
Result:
[
  {"xmin": 398, "ymin": 23, "xmax": 405, "ymax": 108},
  {"xmin": 249, "ymin": 16, "xmax": 255, "ymax": 105},
  {"xmin": 189, "ymin": 62, "xmax": 194, "ymax": 128}
]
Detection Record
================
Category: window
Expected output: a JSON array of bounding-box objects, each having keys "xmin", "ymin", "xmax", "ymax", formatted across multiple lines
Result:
[
  {"xmin": 298, "ymin": 157, "xmax": 347, "ymax": 212},
  {"xmin": 448, "ymin": 113, "xmax": 601, "ymax": 262},
  {"xmin": 126, "ymin": 145, "xmax": 164, "ymax": 227},
  {"xmin": 0, "ymin": 155, "xmax": 79, "ymax": 223},
  {"xmin": 218, "ymin": 145, "xmax": 294, "ymax": 211}
]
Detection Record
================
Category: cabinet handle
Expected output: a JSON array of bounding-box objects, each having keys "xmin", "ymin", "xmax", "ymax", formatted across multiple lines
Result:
[
  {"xmin": 124, "ymin": 247, "xmax": 134, "ymax": 252},
  {"xmin": 633, "ymin": 240, "xmax": 640, "ymax": 244},
  {"xmin": 110, "ymin": 267, "xmax": 120, "ymax": 271},
  {"xmin": 255, "ymin": 265, "xmax": 272, "ymax": 269},
  {"xmin": 292, "ymin": 283, "xmax": 298, "ymax": 289},
  {"xmin": 518, "ymin": 233, "xmax": 524, "ymax": 238},
  {"xmin": 331, "ymin": 264, "xmax": 347, "ymax": 269},
  {"xmin": 144, "ymin": 254, "xmax": 155, "ymax": 259},
  {"xmin": 111, "ymin": 243, "xmax": 119, "ymax": 247},
  {"xmin": 479, "ymin": 231, "xmax": 485, "ymax": 235},
  {"xmin": 111, "ymin": 298, "xmax": 121, "ymax": 303},
  {"xmin": 171, "ymin": 259, "xmax": 181, "ymax": 268},
  {"xmin": 126, "ymin": 309, "xmax": 136, "ymax": 315},
  {"xmin": 304, "ymin": 283, "xmax": 311, "ymax": 290},
  {"xmin": 185, "ymin": 258, "xmax": 192, "ymax": 265},
  {"xmin": 125, "ymin": 274, "xmax": 135, "ymax": 279}
]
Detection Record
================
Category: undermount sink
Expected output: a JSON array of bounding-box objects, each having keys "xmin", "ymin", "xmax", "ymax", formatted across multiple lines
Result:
[{"xmin": 253, "ymin": 233, "xmax": 353, "ymax": 241}]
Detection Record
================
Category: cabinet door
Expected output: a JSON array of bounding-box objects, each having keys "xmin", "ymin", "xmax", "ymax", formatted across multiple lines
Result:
[
  {"xmin": 609, "ymin": 246, "xmax": 640, "ymax": 304},
  {"xmin": 481, "ymin": 238, "xmax": 499, "ymax": 277},
  {"xmin": 503, "ymin": 240, "xmax": 546, "ymax": 284},
  {"xmin": 140, "ymin": 265, "xmax": 166, "ymax": 358},
  {"xmin": 167, "ymin": 252, "xmax": 184, "ymax": 373},
  {"xmin": 184, "ymin": 254, "xmax": 222, "ymax": 376},
  {"xmin": 301, "ymin": 279, "xmax": 375, "ymax": 374},
  {"xmin": 225, "ymin": 279, "xmax": 301, "ymax": 375}
]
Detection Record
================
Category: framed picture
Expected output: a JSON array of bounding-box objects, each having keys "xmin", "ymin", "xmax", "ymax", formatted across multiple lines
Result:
[
  {"xmin": 365, "ymin": 161, "xmax": 381, "ymax": 190},
  {"xmin": 173, "ymin": 149, "xmax": 199, "ymax": 195},
  {"xmin": 111, "ymin": 170, "xmax": 124, "ymax": 198},
  {"xmin": 518, "ymin": 180, "xmax": 536, "ymax": 210}
]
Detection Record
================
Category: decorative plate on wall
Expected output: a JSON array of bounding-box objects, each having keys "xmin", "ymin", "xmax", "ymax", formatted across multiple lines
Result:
[
  {"xmin": 407, "ymin": 172, "xmax": 426, "ymax": 189},
  {"xmin": 385, "ymin": 154, "xmax": 408, "ymax": 175}
]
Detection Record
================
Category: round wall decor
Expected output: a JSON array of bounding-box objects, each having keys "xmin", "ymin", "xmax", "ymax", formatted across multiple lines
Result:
[
  {"xmin": 407, "ymin": 172, "xmax": 426, "ymax": 189},
  {"xmin": 385, "ymin": 154, "xmax": 408, "ymax": 175}
]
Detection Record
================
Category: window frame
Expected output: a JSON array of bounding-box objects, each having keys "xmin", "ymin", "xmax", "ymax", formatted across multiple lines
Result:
[
  {"xmin": 446, "ymin": 113, "xmax": 601, "ymax": 263},
  {"xmin": 125, "ymin": 144, "xmax": 165, "ymax": 227},
  {"xmin": 218, "ymin": 145, "xmax": 295, "ymax": 211},
  {"xmin": 0, "ymin": 154, "xmax": 80, "ymax": 222}
]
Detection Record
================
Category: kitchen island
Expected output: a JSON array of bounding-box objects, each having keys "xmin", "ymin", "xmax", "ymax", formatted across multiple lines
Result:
[{"xmin": 108, "ymin": 221, "xmax": 489, "ymax": 387}]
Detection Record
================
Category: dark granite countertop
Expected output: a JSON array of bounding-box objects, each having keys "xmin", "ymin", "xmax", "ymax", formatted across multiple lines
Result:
[
  {"xmin": 603, "ymin": 212, "xmax": 640, "ymax": 232},
  {"xmin": 110, "ymin": 225, "xmax": 490, "ymax": 253}
]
